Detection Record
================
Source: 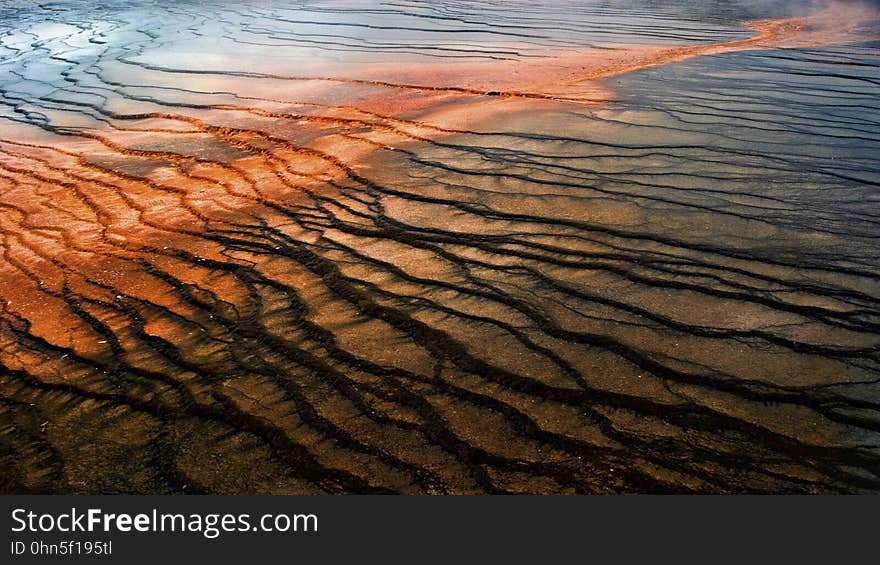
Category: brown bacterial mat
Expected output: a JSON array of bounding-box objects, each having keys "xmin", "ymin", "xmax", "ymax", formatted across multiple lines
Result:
[{"xmin": 0, "ymin": 0, "xmax": 879, "ymax": 494}]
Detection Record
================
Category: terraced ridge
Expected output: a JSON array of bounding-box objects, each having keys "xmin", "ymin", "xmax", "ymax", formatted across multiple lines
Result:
[{"xmin": 0, "ymin": 0, "xmax": 878, "ymax": 493}]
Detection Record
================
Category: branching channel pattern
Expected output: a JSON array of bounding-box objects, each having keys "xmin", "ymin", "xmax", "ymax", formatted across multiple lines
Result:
[{"xmin": 0, "ymin": 1, "xmax": 878, "ymax": 493}]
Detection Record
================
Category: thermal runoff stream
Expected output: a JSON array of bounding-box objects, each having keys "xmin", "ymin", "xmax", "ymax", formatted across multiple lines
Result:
[{"xmin": 1, "ymin": 0, "xmax": 879, "ymax": 494}]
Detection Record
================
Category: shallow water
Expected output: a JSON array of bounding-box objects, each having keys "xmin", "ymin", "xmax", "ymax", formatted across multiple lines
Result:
[{"xmin": 0, "ymin": 1, "xmax": 878, "ymax": 493}]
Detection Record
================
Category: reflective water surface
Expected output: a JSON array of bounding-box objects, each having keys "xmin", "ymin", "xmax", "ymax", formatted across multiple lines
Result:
[{"xmin": 0, "ymin": 1, "xmax": 878, "ymax": 493}]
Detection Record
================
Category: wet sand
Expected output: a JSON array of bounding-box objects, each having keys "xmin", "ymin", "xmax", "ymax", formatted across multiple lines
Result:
[{"xmin": 1, "ymin": 0, "xmax": 879, "ymax": 493}]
